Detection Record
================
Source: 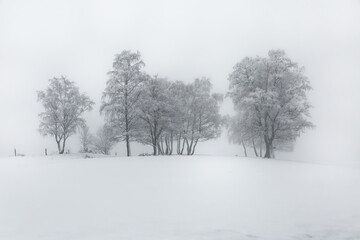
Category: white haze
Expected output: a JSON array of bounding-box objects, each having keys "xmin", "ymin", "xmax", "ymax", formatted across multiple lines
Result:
[{"xmin": 0, "ymin": 0, "xmax": 359, "ymax": 163}]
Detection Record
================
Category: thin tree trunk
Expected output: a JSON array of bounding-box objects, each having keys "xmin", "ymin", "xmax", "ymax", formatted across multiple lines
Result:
[
  {"xmin": 57, "ymin": 141, "xmax": 61, "ymax": 154},
  {"xmin": 55, "ymin": 135, "xmax": 62, "ymax": 154},
  {"xmin": 157, "ymin": 142, "xmax": 163, "ymax": 155},
  {"xmin": 186, "ymin": 138, "xmax": 193, "ymax": 155},
  {"xmin": 263, "ymin": 136, "xmax": 272, "ymax": 158},
  {"xmin": 125, "ymin": 135, "xmax": 131, "ymax": 157},
  {"xmin": 185, "ymin": 138, "xmax": 189, "ymax": 155},
  {"xmin": 158, "ymin": 139, "xmax": 161, "ymax": 155},
  {"xmin": 190, "ymin": 138, "xmax": 199, "ymax": 155},
  {"xmin": 252, "ymin": 139, "xmax": 258, "ymax": 157},
  {"xmin": 160, "ymin": 136, "xmax": 164, "ymax": 155},
  {"xmin": 187, "ymin": 135, "xmax": 195, "ymax": 155},
  {"xmin": 176, "ymin": 134, "xmax": 181, "ymax": 155},
  {"xmin": 180, "ymin": 137, "xmax": 186, "ymax": 155},
  {"xmin": 60, "ymin": 136, "xmax": 67, "ymax": 154},
  {"xmin": 124, "ymin": 79, "xmax": 131, "ymax": 157},
  {"xmin": 263, "ymin": 113, "xmax": 271, "ymax": 158},
  {"xmin": 59, "ymin": 141, "xmax": 65, "ymax": 154},
  {"xmin": 164, "ymin": 136, "xmax": 169, "ymax": 155},
  {"xmin": 150, "ymin": 128, "xmax": 156, "ymax": 155},
  {"xmin": 169, "ymin": 133, "xmax": 173, "ymax": 155},
  {"xmin": 153, "ymin": 140, "xmax": 157, "ymax": 155},
  {"xmin": 242, "ymin": 140, "xmax": 247, "ymax": 157}
]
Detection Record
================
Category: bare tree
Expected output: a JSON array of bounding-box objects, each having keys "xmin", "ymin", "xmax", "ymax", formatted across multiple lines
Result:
[
  {"xmin": 136, "ymin": 76, "xmax": 173, "ymax": 155},
  {"xmin": 37, "ymin": 76, "xmax": 94, "ymax": 154},
  {"xmin": 92, "ymin": 125, "xmax": 117, "ymax": 155},
  {"xmin": 134, "ymin": 77, "xmax": 222, "ymax": 156},
  {"xmin": 227, "ymin": 112, "xmax": 263, "ymax": 157},
  {"xmin": 79, "ymin": 124, "xmax": 93, "ymax": 153},
  {"xmin": 181, "ymin": 78, "xmax": 223, "ymax": 155},
  {"xmin": 167, "ymin": 80, "xmax": 189, "ymax": 155},
  {"xmin": 101, "ymin": 50, "xmax": 147, "ymax": 157},
  {"xmin": 228, "ymin": 50, "xmax": 314, "ymax": 158}
]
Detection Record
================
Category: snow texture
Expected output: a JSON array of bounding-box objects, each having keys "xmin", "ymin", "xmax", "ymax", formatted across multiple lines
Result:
[{"xmin": 0, "ymin": 155, "xmax": 359, "ymax": 240}]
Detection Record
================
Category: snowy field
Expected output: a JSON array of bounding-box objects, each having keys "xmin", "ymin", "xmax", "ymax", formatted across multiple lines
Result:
[{"xmin": 0, "ymin": 155, "xmax": 360, "ymax": 240}]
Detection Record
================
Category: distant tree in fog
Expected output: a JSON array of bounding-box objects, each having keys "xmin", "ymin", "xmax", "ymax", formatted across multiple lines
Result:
[
  {"xmin": 180, "ymin": 78, "xmax": 223, "ymax": 155},
  {"xmin": 228, "ymin": 50, "xmax": 314, "ymax": 158},
  {"xmin": 227, "ymin": 112, "xmax": 263, "ymax": 157},
  {"xmin": 100, "ymin": 51, "xmax": 222, "ymax": 156},
  {"xmin": 167, "ymin": 80, "xmax": 189, "ymax": 155},
  {"xmin": 134, "ymin": 77, "xmax": 223, "ymax": 156},
  {"xmin": 100, "ymin": 50, "xmax": 147, "ymax": 157},
  {"xmin": 92, "ymin": 124, "xmax": 117, "ymax": 155},
  {"xmin": 155, "ymin": 77, "xmax": 223, "ymax": 155},
  {"xmin": 37, "ymin": 76, "xmax": 94, "ymax": 154},
  {"xmin": 136, "ymin": 75, "xmax": 174, "ymax": 155},
  {"xmin": 79, "ymin": 124, "xmax": 93, "ymax": 153}
]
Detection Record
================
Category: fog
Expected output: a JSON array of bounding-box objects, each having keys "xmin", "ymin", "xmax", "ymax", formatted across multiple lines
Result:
[{"xmin": 1, "ymin": 0, "xmax": 359, "ymax": 163}]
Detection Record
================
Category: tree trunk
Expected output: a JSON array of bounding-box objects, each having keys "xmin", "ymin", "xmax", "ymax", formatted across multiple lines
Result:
[
  {"xmin": 180, "ymin": 137, "xmax": 186, "ymax": 155},
  {"xmin": 152, "ymin": 132, "xmax": 157, "ymax": 156},
  {"xmin": 60, "ymin": 137, "xmax": 66, "ymax": 154},
  {"xmin": 252, "ymin": 139, "xmax": 258, "ymax": 157},
  {"xmin": 160, "ymin": 137, "xmax": 164, "ymax": 155},
  {"xmin": 157, "ymin": 143, "xmax": 162, "ymax": 155},
  {"xmin": 263, "ymin": 136, "xmax": 272, "ymax": 158},
  {"xmin": 126, "ymin": 135, "xmax": 131, "ymax": 157},
  {"xmin": 55, "ymin": 135, "xmax": 62, "ymax": 154},
  {"xmin": 57, "ymin": 142, "xmax": 62, "ymax": 154},
  {"xmin": 164, "ymin": 136, "xmax": 169, "ymax": 155},
  {"xmin": 124, "ymin": 80, "xmax": 131, "ymax": 157},
  {"xmin": 186, "ymin": 138, "xmax": 193, "ymax": 155},
  {"xmin": 169, "ymin": 134, "xmax": 173, "ymax": 155},
  {"xmin": 241, "ymin": 140, "xmax": 247, "ymax": 157},
  {"xmin": 153, "ymin": 142, "xmax": 157, "ymax": 155},
  {"xmin": 157, "ymin": 135, "xmax": 164, "ymax": 155},
  {"xmin": 176, "ymin": 135, "xmax": 181, "ymax": 154},
  {"xmin": 263, "ymin": 112, "xmax": 272, "ymax": 158},
  {"xmin": 190, "ymin": 139, "xmax": 199, "ymax": 155}
]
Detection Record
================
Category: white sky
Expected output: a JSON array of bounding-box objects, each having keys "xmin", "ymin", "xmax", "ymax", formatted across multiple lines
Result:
[{"xmin": 1, "ymin": 0, "xmax": 359, "ymax": 162}]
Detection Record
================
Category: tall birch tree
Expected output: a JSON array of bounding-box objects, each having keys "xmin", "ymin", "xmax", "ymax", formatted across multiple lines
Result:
[{"xmin": 100, "ymin": 50, "xmax": 147, "ymax": 156}]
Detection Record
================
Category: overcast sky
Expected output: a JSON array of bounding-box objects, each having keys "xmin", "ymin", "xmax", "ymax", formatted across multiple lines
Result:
[{"xmin": 1, "ymin": 0, "xmax": 359, "ymax": 162}]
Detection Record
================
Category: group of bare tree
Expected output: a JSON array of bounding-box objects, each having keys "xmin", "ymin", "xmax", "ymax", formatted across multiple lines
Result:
[
  {"xmin": 37, "ymin": 50, "xmax": 223, "ymax": 156},
  {"xmin": 133, "ymin": 76, "xmax": 223, "ymax": 156},
  {"xmin": 100, "ymin": 51, "xmax": 223, "ymax": 156},
  {"xmin": 78, "ymin": 124, "xmax": 116, "ymax": 155},
  {"xmin": 37, "ymin": 49, "xmax": 313, "ymax": 158}
]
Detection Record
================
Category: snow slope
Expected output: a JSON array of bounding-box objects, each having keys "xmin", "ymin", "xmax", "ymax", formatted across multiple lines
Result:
[{"xmin": 0, "ymin": 155, "xmax": 359, "ymax": 240}]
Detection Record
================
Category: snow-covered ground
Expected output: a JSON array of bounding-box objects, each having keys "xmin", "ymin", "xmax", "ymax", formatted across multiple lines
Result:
[{"xmin": 0, "ymin": 154, "xmax": 359, "ymax": 240}]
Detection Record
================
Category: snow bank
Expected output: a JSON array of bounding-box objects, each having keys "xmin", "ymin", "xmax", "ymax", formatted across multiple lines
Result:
[{"xmin": 0, "ymin": 155, "xmax": 359, "ymax": 239}]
